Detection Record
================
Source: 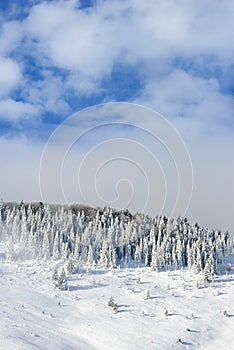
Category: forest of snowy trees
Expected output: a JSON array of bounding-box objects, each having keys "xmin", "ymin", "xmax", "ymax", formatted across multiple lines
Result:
[{"xmin": 0, "ymin": 201, "xmax": 233, "ymax": 281}]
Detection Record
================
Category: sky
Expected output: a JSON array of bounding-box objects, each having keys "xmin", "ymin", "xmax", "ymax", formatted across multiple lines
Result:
[{"xmin": 0, "ymin": 0, "xmax": 233, "ymax": 233}]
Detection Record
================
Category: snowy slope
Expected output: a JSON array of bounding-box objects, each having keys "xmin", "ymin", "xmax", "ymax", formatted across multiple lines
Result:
[{"xmin": 0, "ymin": 255, "xmax": 234, "ymax": 350}]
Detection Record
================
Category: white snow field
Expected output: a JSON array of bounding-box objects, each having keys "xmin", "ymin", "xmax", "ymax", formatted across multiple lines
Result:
[{"xmin": 0, "ymin": 255, "xmax": 234, "ymax": 350}]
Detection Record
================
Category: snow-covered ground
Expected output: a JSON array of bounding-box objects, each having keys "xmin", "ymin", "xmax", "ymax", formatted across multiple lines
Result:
[{"xmin": 0, "ymin": 256, "xmax": 234, "ymax": 350}]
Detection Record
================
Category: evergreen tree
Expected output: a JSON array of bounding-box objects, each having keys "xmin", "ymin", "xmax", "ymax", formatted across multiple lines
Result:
[
  {"xmin": 151, "ymin": 244, "xmax": 158, "ymax": 271},
  {"xmin": 58, "ymin": 268, "xmax": 68, "ymax": 291},
  {"xmin": 67, "ymin": 257, "xmax": 78, "ymax": 274},
  {"xmin": 6, "ymin": 236, "xmax": 15, "ymax": 261},
  {"xmin": 52, "ymin": 268, "xmax": 59, "ymax": 287},
  {"xmin": 203, "ymin": 256, "xmax": 214, "ymax": 283},
  {"xmin": 53, "ymin": 231, "xmax": 61, "ymax": 259},
  {"xmin": 87, "ymin": 245, "xmax": 94, "ymax": 267}
]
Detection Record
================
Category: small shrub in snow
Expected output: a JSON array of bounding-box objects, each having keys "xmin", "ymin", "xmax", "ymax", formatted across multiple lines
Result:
[
  {"xmin": 92, "ymin": 279, "xmax": 96, "ymax": 287},
  {"xmin": 146, "ymin": 290, "xmax": 150, "ymax": 299},
  {"xmin": 223, "ymin": 310, "xmax": 229, "ymax": 317},
  {"xmin": 108, "ymin": 296, "xmax": 118, "ymax": 313},
  {"xmin": 113, "ymin": 304, "xmax": 118, "ymax": 314},
  {"xmin": 108, "ymin": 296, "xmax": 115, "ymax": 307},
  {"xmin": 213, "ymin": 289, "xmax": 221, "ymax": 296}
]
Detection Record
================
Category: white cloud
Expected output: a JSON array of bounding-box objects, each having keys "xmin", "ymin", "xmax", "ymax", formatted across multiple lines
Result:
[
  {"xmin": 0, "ymin": 20, "xmax": 24, "ymax": 55},
  {"xmin": 0, "ymin": 136, "xmax": 42, "ymax": 201},
  {"xmin": 0, "ymin": 99, "xmax": 40, "ymax": 122},
  {"xmin": 1, "ymin": 119, "xmax": 233, "ymax": 233},
  {"xmin": 24, "ymin": 0, "xmax": 233, "ymax": 73},
  {"xmin": 136, "ymin": 69, "xmax": 234, "ymax": 133},
  {"xmin": 0, "ymin": 57, "xmax": 22, "ymax": 97},
  {"xmin": 24, "ymin": 0, "xmax": 117, "ymax": 78},
  {"xmin": 18, "ymin": 0, "xmax": 233, "ymax": 118},
  {"xmin": 26, "ymin": 70, "xmax": 70, "ymax": 116},
  {"xmin": 66, "ymin": 71, "xmax": 102, "ymax": 96},
  {"xmin": 0, "ymin": 0, "xmax": 232, "ymax": 124},
  {"xmin": 186, "ymin": 132, "xmax": 234, "ymax": 233}
]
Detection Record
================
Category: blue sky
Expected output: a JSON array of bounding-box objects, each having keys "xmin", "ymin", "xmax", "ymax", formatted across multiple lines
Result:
[{"xmin": 0, "ymin": 0, "xmax": 233, "ymax": 232}]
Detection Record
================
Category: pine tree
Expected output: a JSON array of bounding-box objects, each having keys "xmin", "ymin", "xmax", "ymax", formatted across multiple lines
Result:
[
  {"xmin": 42, "ymin": 231, "xmax": 51, "ymax": 259},
  {"xmin": 134, "ymin": 245, "xmax": 141, "ymax": 267},
  {"xmin": 58, "ymin": 268, "xmax": 68, "ymax": 291},
  {"xmin": 87, "ymin": 245, "xmax": 94, "ymax": 267},
  {"xmin": 67, "ymin": 257, "xmax": 78, "ymax": 274},
  {"xmin": 6, "ymin": 236, "xmax": 15, "ymax": 261},
  {"xmin": 150, "ymin": 244, "xmax": 157, "ymax": 271},
  {"xmin": 143, "ymin": 237, "xmax": 149, "ymax": 266},
  {"xmin": 52, "ymin": 268, "xmax": 59, "ymax": 287},
  {"xmin": 100, "ymin": 244, "xmax": 108, "ymax": 267},
  {"xmin": 53, "ymin": 231, "xmax": 61, "ymax": 259},
  {"xmin": 203, "ymin": 256, "xmax": 214, "ymax": 283},
  {"xmin": 110, "ymin": 247, "xmax": 117, "ymax": 268}
]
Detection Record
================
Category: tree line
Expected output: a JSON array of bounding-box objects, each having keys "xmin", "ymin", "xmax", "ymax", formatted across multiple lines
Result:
[{"xmin": 0, "ymin": 202, "xmax": 232, "ymax": 281}]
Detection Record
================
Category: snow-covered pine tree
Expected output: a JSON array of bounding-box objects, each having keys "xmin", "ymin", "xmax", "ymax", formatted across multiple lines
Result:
[
  {"xmin": 6, "ymin": 236, "xmax": 15, "ymax": 261},
  {"xmin": 67, "ymin": 257, "xmax": 78, "ymax": 274},
  {"xmin": 143, "ymin": 237, "xmax": 149, "ymax": 266},
  {"xmin": 53, "ymin": 231, "xmax": 61, "ymax": 259},
  {"xmin": 42, "ymin": 231, "xmax": 51, "ymax": 259},
  {"xmin": 109, "ymin": 246, "xmax": 117, "ymax": 268},
  {"xmin": 87, "ymin": 245, "xmax": 94, "ymax": 267},
  {"xmin": 52, "ymin": 267, "xmax": 59, "ymax": 287},
  {"xmin": 100, "ymin": 243, "xmax": 108, "ymax": 267},
  {"xmin": 203, "ymin": 255, "xmax": 215, "ymax": 283},
  {"xmin": 134, "ymin": 244, "xmax": 142, "ymax": 267},
  {"xmin": 58, "ymin": 268, "xmax": 68, "ymax": 291},
  {"xmin": 150, "ymin": 244, "xmax": 158, "ymax": 271}
]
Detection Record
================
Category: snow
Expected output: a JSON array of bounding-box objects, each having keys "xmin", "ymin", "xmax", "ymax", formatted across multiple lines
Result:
[{"xmin": 1, "ymin": 255, "xmax": 234, "ymax": 350}]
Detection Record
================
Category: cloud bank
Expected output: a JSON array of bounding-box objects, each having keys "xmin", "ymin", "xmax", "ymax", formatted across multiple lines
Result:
[{"xmin": 0, "ymin": 0, "xmax": 233, "ymax": 233}]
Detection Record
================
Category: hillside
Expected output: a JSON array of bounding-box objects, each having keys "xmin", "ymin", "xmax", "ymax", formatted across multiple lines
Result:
[
  {"xmin": 0, "ymin": 202, "xmax": 233, "ymax": 349},
  {"xmin": 0, "ymin": 254, "xmax": 234, "ymax": 349}
]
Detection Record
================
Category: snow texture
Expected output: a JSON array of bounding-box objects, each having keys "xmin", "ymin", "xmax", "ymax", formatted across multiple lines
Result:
[{"xmin": 0, "ymin": 251, "xmax": 234, "ymax": 349}]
